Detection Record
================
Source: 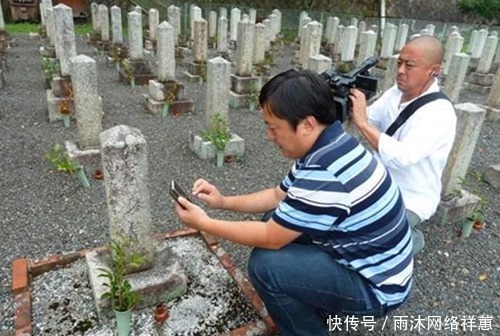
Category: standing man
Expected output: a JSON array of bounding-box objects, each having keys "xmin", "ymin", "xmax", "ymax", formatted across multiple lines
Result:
[
  {"xmin": 174, "ymin": 69, "xmax": 413, "ymax": 335},
  {"xmin": 350, "ymin": 36, "xmax": 457, "ymax": 255}
]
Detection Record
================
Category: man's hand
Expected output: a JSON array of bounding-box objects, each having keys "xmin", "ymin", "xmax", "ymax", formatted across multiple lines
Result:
[
  {"xmin": 348, "ymin": 88, "xmax": 381, "ymax": 151},
  {"xmin": 174, "ymin": 196, "xmax": 209, "ymax": 231},
  {"xmin": 349, "ymin": 88, "xmax": 369, "ymax": 129},
  {"xmin": 192, "ymin": 178, "xmax": 225, "ymax": 209}
]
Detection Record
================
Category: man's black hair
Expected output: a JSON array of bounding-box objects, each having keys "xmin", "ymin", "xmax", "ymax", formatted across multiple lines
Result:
[{"xmin": 258, "ymin": 69, "xmax": 339, "ymax": 130}]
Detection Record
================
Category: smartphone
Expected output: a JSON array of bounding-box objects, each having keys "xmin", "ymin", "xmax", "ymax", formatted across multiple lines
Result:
[{"xmin": 170, "ymin": 180, "xmax": 192, "ymax": 209}]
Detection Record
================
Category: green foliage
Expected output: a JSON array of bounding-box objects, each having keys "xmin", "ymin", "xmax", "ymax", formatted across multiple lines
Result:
[
  {"xmin": 74, "ymin": 23, "xmax": 93, "ymax": 36},
  {"xmin": 458, "ymin": 0, "xmax": 500, "ymax": 23},
  {"xmin": 44, "ymin": 144, "xmax": 79, "ymax": 174},
  {"xmin": 468, "ymin": 195, "xmax": 488, "ymax": 222},
  {"xmin": 247, "ymin": 81, "xmax": 260, "ymax": 104},
  {"xmin": 98, "ymin": 235, "xmax": 146, "ymax": 312},
  {"xmin": 41, "ymin": 57, "xmax": 60, "ymax": 75},
  {"xmin": 5, "ymin": 22, "xmax": 92, "ymax": 35},
  {"xmin": 203, "ymin": 113, "xmax": 231, "ymax": 151},
  {"xmin": 5, "ymin": 22, "xmax": 38, "ymax": 33}
]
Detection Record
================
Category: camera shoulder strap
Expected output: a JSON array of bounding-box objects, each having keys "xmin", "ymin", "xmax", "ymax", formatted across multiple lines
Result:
[{"xmin": 385, "ymin": 91, "xmax": 449, "ymax": 136}]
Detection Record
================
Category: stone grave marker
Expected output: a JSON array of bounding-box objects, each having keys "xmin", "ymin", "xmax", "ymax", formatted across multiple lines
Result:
[
  {"xmin": 443, "ymin": 53, "xmax": 470, "ymax": 103},
  {"xmin": 184, "ymin": 18, "xmax": 208, "ymax": 83},
  {"xmin": 118, "ymin": 11, "xmax": 155, "ymax": 86},
  {"xmin": 436, "ymin": 103, "xmax": 487, "ymax": 225},
  {"xmin": 144, "ymin": 21, "xmax": 194, "ymax": 116},
  {"xmin": 230, "ymin": 17, "xmax": 261, "ymax": 109},
  {"xmin": 190, "ymin": 57, "xmax": 245, "ymax": 162},
  {"xmin": 65, "ymin": 54, "xmax": 104, "ymax": 172},
  {"xmin": 86, "ymin": 125, "xmax": 188, "ymax": 320},
  {"xmin": 46, "ymin": 4, "xmax": 77, "ymax": 124}
]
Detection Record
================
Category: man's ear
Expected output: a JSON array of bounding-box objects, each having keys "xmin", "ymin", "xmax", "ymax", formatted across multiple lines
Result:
[
  {"xmin": 432, "ymin": 66, "xmax": 441, "ymax": 77},
  {"xmin": 299, "ymin": 116, "xmax": 318, "ymax": 134}
]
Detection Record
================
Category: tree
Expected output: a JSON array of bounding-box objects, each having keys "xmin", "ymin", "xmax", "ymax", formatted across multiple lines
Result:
[{"xmin": 458, "ymin": 0, "xmax": 500, "ymax": 24}]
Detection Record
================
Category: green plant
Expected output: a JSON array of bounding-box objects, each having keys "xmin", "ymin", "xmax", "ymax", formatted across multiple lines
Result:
[
  {"xmin": 44, "ymin": 144, "xmax": 79, "ymax": 174},
  {"xmin": 247, "ymin": 82, "xmax": 260, "ymax": 110},
  {"xmin": 203, "ymin": 113, "xmax": 231, "ymax": 151},
  {"xmin": 467, "ymin": 195, "xmax": 488, "ymax": 223},
  {"xmin": 121, "ymin": 61, "xmax": 134, "ymax": 83},
  {"xmin": 41, "ymin": 57, "xmax": 60, "ymax": 75},
  {"xmin": 98, "ymin": 235, "xmax": 146, "ymax": 312}
]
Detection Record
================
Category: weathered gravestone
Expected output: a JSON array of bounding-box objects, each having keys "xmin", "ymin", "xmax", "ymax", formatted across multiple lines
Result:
[{"xmin": 86, "ymin": 125, "xmax": 188, "ymax": 320}]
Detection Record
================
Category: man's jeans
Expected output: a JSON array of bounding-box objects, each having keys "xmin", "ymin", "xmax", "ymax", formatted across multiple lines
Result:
[
  {"xmin": 248, "ymin": 243, "xmax": 386, "ymax": 336},
  {"xmin": 407, "ymin": 210, "xmax": 424, "ymax": 255}
]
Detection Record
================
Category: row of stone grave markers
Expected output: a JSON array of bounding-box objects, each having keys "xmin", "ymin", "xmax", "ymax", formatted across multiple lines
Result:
[
  {"xmin": 85, "ymin": 3, "xmax": 281, "ymax": 111},
  {"xmin": 294, "ymin": 12, "xmax": 500, "ymax": 229},
  {"xmin": 46, "ymin": 0, "xmax": 500, "ymax": 230},
  {"xmin": 37, "ymin": 2, "xmax": 104, "ymax": 174}
]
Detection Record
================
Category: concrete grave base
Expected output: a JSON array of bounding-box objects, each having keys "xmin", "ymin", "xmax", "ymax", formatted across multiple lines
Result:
[
  {"xmin": 118, "ymin": 58, "xmax": 156, "ymax": 86},
  {"xmin": 86, "ymin": 244, "xmax": 188, "ymax": 321},
  {"xmin": 484, "ymin": 164, "xmax": 500, "ymax": 189},
  {"xmin": 144, "ymin": 95, "xmax": 195, "ymax": 116},
  {"xmin": 50, "ymin": 75, "xmax": 72, "ymax": 98},
  {"xmin": 182, "ymin": 70, "xmax": 203, "ymax": 83},
  {"xmin": 65, "ymin": 140, "xmax": 102, "ymax": 172},
  {"xmin": 229, "ymin": 74, "xmax": 261, "ymax": 109},
  {"xmin": 231, "ymin": 74, "xmax": 262, "ymax": 94},
  {"xmin": 189, "ymin": 132, "xmax": 245, "ymax": 161},
  {"xmin": 463, "ymin": 82, "xmax": 491, "ymax": 95},
  {"xmin": 433, "ymin": 189, "xmax": 481, "ymax": 225},
  {"xmin": 469, "ymin": 72, "xmax": 495, "ymax": 87},
  {"xmin": 147, "ymin": 79, "xmax": 185, "ymax": 101},
  {"xmin": 183, "ymin": 61, "xmax": 207, "ymax": 83},
  {"xmin": 46, "ymin": 90, "xmax": 74, "ymax": 122},
  {"xmin": 229, "ymin": 90, "xmax": 255, "ymax": 109},
  {"xmin": 11, "ymin": 228, "xmax": 276, "ymax": 335}
]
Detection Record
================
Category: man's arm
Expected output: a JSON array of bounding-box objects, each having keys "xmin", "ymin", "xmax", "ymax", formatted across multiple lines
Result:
[
  {"xmin": 221, "ymin": 186, "xmax": 285, "ymax": 213},
  {"xmin": 349, "ymin": 88, "xmax": 381, "ymax": 151},
  {"xmin": 193, "ymin": 178, "xmax": 286, "ymax": 213},
  {"xmin": 175, "ymin": 197, "xmax": 301, "ymax": 249}
]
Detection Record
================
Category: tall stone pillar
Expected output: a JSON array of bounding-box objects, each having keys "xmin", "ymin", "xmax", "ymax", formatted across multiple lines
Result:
[
  {"xmin": 441, "ymin": 103, "xmax": 486, "ymax": 196},
  {"xmin": 100, "ymin": 125, "xmax": 155, "ymax": 270},
  {"xmin": 71, "ymin": 55, "xmax": 103, "ymax": 150},
  {"xmin": 53, "ymin": 4, "xmax": 77, "ymax": 77}
]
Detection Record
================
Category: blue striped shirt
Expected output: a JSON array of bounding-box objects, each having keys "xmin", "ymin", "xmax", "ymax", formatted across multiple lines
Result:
[{"xmin": 273, "ymin": 121, "xmax": 413, "ymax": 308}]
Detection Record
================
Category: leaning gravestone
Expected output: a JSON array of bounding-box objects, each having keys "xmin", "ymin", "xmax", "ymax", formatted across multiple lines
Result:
[{"xmin": 86, "ymin": 125, "xmax": 188, "ymax": 320}]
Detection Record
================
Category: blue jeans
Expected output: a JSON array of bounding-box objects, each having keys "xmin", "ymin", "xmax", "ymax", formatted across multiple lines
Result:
[
  {"xmin": 248, "ymin": 243, "xmax": 386, "ymax": 336},
  {"xmin": 407, "ymin": 210, "xmax": 424, "ymax": 255}
]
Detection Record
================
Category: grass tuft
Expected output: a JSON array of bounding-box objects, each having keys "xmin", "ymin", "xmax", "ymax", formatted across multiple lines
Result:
[{"xmin": 5, "ymin": 22, "xmax": 93, "ymax": 36}]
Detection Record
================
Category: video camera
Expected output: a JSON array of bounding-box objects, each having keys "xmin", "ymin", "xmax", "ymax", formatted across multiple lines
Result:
[{"xmin": 321, "ymin": 56, "xmax": 379, "ymax": 122}]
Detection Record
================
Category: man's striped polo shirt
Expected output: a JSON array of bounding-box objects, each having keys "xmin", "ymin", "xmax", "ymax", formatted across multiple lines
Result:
[{"xmin": 272, "ymin": 121, "xmax": 413, "ymax": 309}]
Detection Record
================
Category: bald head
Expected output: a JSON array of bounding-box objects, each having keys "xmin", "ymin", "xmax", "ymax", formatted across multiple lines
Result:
[{"xmin": 405, "ymin": 36, "xmax": 444, "ymax": 65}]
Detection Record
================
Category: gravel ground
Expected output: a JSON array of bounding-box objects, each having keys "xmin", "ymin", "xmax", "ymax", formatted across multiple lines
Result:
[{"xmin": 0, "ymin": 34, "xmax": 499, "ymax": 335}]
